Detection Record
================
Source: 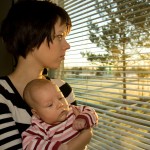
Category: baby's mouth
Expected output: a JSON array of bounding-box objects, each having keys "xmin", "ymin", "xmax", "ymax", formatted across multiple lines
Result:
[
  {"xmin": 59, "ymin": 109, "xmax": 69, "ymax": 119},
  {"xmin": 61, "ymin": 110, "xmax": 68, "ymax": 115}
]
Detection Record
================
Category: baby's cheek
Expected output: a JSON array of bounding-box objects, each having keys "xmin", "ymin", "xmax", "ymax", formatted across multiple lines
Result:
[{"xmin": 64, "ymin": 102, "xmax": 70, "ymax": 110}]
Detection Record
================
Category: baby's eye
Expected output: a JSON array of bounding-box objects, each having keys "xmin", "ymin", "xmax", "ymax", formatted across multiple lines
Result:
[
  {"xmin": 48, "ymin": 104, "xmax": 53, "ymax": 107},
  {"xmin": 59, "ymin": 97, "xmax": 64, "ymax": 101}
]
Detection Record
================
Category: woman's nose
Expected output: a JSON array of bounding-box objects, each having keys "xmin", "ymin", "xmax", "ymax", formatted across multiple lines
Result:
[{"xmin": 63, "ymin": 40, "xmax": 70, "ymax": 51}]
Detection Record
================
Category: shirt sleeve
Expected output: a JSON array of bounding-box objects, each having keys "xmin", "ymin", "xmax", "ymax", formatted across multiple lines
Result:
[
  {"xmin": 22, "ymin": 119, "xmax": 62, "ymax": 150},
  {"xmin": 0, "ymin": 95, "xmax": 22, "ymax": 149},
  {"xmin": 75, "ymin": 105, "xmax": 98, "ymax": 128}
]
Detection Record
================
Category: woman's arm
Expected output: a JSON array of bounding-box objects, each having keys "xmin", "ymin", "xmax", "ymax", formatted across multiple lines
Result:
[
  {"xmin": 0, "ymin": 82, "xmax": 30, "ymax": 149},
  {"xmin": 67, "ymin": 128, "xmax": 93, "ymax": 150},
  {"xmin": 0, "ymin": 102, "xmax": 22, "ymax": 149}
]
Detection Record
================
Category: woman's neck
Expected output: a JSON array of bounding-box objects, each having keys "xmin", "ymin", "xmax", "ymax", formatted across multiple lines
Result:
[{"xmin": 8, "ymin": 56, "xmax": 44, "ymax": 97}]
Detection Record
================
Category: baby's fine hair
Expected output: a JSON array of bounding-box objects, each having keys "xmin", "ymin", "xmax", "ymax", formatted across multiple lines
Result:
[
  {"xmin": 0, "ymin": 0, "xmax": 71, "ymax": 58},
  {"xmin": 23, "ymin": 79, "xmax": 52, "ymax": 108}
]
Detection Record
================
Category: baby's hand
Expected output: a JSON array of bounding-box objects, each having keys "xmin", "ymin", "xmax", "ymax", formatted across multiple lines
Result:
[{"xmin": 72, "ymin": 118, "xmax": 86, "ymax": 130}]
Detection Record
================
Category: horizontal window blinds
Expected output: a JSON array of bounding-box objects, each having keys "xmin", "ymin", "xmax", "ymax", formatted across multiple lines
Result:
[{"xmin": 56, "ymin": 0, "xmax": 150, "ymax": 149}]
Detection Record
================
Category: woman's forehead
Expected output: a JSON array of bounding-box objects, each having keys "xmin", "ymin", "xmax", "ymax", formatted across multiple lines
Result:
[
  {"xmin": 54, "ymin": 18, "xmax": 71, "ymax": 34},
  {"xmin": 55, "ymin": 22, "xmax": 67, "ymax": 32}
]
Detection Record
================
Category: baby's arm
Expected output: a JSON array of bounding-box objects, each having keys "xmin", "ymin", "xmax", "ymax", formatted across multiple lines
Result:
[
  {"xmin": 58, "ymin": 128, "xmax": 93, "ymax": 150},
  {"xmin": 22, "ymin": 128, "xmax": 91, "ymax": 150},
  {"xmin": 22, "ymin": 113, "xmax": 92, "ymax": 150},
  {"xmin": 72, "ymin": 105, "xmax": 98, "ymax": 130},
  {"xmin": 57, "ymin": 105, "xmax": 94, "ymax": 150}
]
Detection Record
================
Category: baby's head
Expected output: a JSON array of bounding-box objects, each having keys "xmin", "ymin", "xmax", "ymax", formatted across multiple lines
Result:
[{"xmin": 23, "ymin": 79, "xmax": 70, "ymax": 124}]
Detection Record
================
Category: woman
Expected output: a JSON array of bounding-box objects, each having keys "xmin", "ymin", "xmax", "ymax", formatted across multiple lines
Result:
[{"xmin": 0, "ymin": 1, "xmax": 92, "ymax": 149}]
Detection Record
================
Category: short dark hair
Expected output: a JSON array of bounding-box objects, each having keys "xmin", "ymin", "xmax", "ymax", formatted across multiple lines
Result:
[{"xmin": 0, "ymin": 0, "xmax": 71, "ymax": 58}]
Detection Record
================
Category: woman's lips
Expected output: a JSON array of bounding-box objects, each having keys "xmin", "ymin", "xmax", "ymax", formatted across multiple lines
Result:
[{"xmin": 60, "ymin": 55, "xmax": 65, "ymax": 60}]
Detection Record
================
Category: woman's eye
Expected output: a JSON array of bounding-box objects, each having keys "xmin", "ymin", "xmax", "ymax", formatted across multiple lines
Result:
[
  {"xmin": 55, "ymin": 35, "xmax": 63, "ymax": 41},
  {"xmin": 55, "ymin": 34, "xmax": 66, "ymax": 41}
]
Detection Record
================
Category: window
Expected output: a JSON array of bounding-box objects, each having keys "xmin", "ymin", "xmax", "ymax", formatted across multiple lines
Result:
[{"xmin": 55, "ymin": 0, "xmax": 150, "ymax": 149}]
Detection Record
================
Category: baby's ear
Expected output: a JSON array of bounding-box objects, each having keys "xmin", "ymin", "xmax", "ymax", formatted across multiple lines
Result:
[{"xmin": 31, "ymin": 109, "xmax": 40, "ymax": 119}]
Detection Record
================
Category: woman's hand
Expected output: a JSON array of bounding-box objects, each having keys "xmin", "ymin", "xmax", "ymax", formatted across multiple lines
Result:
[{"xmin": 66, "ymin": 128, "xmax": 93, "ymax": 150}]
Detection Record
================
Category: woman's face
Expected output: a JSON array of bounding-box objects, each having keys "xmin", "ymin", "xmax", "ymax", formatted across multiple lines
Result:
[{"xmin": 32, "ymin": 18, "xmax": 70, "ymax": 69}]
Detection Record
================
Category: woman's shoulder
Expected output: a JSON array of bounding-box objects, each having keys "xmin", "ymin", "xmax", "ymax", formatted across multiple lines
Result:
[
  {"xmin": 51, "ymin": 78, "xmax": 76, "ymax": 104},
  {"xmin": 50, "ymin": 78, "xmax": 65, "ymax": 86},
  {"xmin": 0, "ymin": 76, "xmax": 32, "ymax": 129},
  {"xmin": 0, "ymin": 75, "xmax": 9, "ymax": 82}
]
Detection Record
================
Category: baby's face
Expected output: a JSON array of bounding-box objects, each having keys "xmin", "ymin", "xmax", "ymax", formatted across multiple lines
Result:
[{"xmin": 33, "ymin": 83, "xmax": 70, "ymax": 124}]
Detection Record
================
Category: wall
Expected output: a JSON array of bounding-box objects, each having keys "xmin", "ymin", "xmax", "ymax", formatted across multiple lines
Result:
[{"xmin": 0, "ymin": 0, "xmax": 14, "ymax": 77}]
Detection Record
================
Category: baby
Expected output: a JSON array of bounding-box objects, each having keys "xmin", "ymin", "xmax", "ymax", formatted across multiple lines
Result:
[{"xmin": 22, "ymin": 79, "xmax": 98, "ymax": 150}]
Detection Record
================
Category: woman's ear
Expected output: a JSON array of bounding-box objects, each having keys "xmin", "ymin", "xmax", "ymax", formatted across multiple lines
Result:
[{"xmin": 31, "ymin": 109, "xmax": 40, "ymax": 119}]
